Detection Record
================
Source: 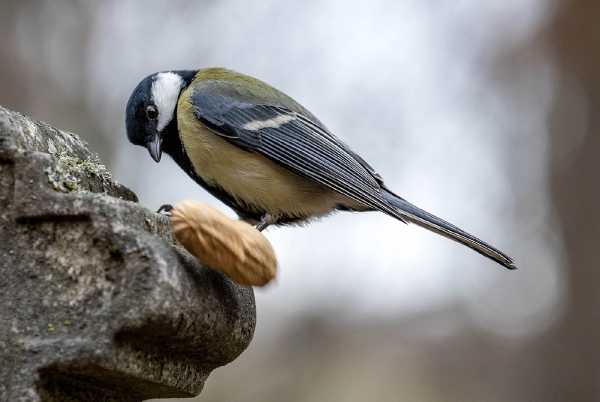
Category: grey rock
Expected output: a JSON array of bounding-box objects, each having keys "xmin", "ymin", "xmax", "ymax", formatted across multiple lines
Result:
[{"xmin": 0, "ymin": 106, "xmax": 256, "ymax": 401}]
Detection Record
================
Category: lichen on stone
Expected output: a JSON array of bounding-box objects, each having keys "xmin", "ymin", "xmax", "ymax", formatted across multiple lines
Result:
[
  {"xmin": 46, "ymin": 151, "xmax": 116, "ymax": 194},
  {"xmin": 58, "ymin": 151, "xmax": 112, "ymax": 183},
  {"xmin": 45, "ymin": 161, "xmax": 80, "ymax": 193}
]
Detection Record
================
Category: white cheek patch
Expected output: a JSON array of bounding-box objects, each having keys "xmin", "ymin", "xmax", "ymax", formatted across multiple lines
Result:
[
  {"xmin": 242, "ymin": 114, "xmax": 295, "ymax": 131},
  {"xmin": 151, "ymin": 72, "xmax": 185, "ymax": 132}
]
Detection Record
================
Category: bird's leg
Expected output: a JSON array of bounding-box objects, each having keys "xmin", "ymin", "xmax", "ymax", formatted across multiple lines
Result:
[
  {"xmin": 157, "ymin": 204, "xmax": 174, "ymax": 215},
  {"xmin": 255, "ymin": 213, "xmax": 276, "ymax": 232}
]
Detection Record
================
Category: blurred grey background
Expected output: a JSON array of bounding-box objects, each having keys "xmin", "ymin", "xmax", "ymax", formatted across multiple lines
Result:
[{"xmin": 1, "ymin": 0, "xmax": 599, "ymax": 400}]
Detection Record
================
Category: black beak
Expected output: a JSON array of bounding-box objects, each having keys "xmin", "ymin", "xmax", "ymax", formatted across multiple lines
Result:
[{"xmin": 146, "ymin": 135, "xmax": 163, "ymax": 163}]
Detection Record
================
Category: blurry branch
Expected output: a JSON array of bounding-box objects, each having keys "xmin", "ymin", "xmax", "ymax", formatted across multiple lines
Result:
[{"xmin": 544, "ymin": 1, "xmax": 600, "ymax": 400}]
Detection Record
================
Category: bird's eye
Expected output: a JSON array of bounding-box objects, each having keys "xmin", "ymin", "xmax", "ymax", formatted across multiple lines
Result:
[{"xmin": 146, "ymin": 105, "xmax": 158, "ymax": 120}]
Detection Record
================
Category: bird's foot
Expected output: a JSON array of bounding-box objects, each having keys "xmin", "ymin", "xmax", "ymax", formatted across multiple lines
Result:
[
  {"xmin": 157, "ymin": 204, "xmax": 174, "ymax": 216},
  {"xmin": 255, "ymin": 213, "xmax": 276, "ymax": 232}
]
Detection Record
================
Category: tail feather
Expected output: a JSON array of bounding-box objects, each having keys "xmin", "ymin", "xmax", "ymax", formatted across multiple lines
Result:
[{"xmin": 380, "ymin": 189, "xmax": 517, "ymax": 270}]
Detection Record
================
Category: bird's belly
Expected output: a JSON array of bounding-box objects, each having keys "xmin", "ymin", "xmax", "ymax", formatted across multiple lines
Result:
[{"xmin": 177, "ymin": 112, "xmax": 352, "ymax": 220}]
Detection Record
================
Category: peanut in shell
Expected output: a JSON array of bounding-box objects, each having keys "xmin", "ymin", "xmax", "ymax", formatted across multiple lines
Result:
[{"xmin": 170, "ymin": 200, "xmax": 277, "ymax": 287}]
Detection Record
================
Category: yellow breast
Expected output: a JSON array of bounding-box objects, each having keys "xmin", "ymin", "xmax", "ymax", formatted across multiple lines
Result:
[{"xmin": 176, "ymin": 92, "xmax": 350, "ymax": 221}]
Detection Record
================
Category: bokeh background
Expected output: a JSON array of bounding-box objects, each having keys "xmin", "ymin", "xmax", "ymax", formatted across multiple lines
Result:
[{"xmin": 1, "ymin": 0, "xmax": 599, "ymax": 400}]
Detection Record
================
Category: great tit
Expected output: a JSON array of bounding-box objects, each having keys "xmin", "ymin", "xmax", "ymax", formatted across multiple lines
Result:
[{"xmin": 125, "ymin": 68, "xmax": 517, "ymax": 270}]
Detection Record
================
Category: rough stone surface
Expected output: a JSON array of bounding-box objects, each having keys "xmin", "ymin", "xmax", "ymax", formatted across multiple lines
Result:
[{"xmin": 0, "ymin": 106, "xmax": 257, "ymax": 401}]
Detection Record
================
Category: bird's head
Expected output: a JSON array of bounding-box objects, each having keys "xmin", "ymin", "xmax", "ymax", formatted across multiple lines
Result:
[{"xmin": 125, "ymin": 70, "xmax": 195, "ymax": 162}]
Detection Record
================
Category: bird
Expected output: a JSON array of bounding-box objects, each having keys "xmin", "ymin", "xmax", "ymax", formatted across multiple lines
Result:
[{"xmin": 125, "ymin": 67, "xmax": 517, "ymax": 270}]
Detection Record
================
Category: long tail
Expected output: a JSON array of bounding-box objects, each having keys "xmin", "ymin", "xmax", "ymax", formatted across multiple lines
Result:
[{"xmin": 380, "ymin": 188, "xmax": 517, "ymax": 270}]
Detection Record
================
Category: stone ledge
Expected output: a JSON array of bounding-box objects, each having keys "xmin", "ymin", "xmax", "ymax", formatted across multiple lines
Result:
[{"xmin": 0, "ymin": 106, "xmax": 256, "ymax": 401}]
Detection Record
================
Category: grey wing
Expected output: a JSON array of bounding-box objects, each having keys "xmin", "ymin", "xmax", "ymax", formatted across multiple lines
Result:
[{"xmin": 191, "ymin": 80, "xmax": 408, "ymax": 222}]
